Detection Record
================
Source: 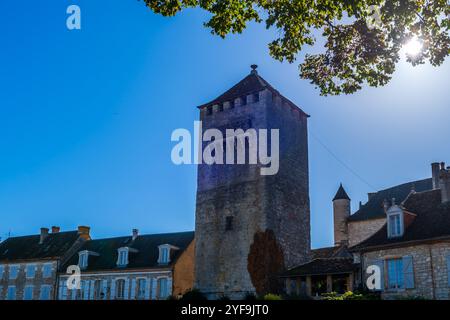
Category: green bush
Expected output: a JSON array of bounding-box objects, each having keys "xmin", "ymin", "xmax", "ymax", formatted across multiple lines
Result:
[
  {"xmin": 263, "ymin": 293, "xmax": 282, "ymax": 300},
  {"xmin": 322, "ymin": 291, "xmax": 380, "ymax": 300}
]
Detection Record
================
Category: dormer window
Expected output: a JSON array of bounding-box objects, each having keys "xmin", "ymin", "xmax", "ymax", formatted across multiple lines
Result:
[
  {"xmin": 117, "ymin": 248, "xmax": 129, "ymax": 267},
  {"xmin": 158, "ymin": 244, "xmax": 176, "ymax": 265},
  {"xmin": 78, "ymin": 251, "xmax": 89, "ymax": 269},
  {"xmin": 387, "ymin": 205, "xmax": 404, "ymax": 238}
]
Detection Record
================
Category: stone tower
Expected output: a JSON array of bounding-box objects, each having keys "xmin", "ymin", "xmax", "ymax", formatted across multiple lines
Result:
[
  {"xmin": 194, "ymin": 66, "xmax": 311, "ymax": 298},
  {"xmin": 333, "ymin": 184, "xmax": 351, "ymax": 246}
]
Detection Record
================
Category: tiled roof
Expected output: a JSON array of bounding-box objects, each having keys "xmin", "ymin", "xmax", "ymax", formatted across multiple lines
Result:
[
  {"xmin": 348, "ymin": 178, "xmax": 432, "ymax": 222},
  {"xmin": 333, "ymin": 184, "xmax": 350, "ymax": 201},
  {"xmin": 350, "ymin": 189, "xmax": 450, "ymax": 251},
  {"xmin": 61, "ymin": 231, "xmax": 194, "ymax": 271},
  {"xmin": 282, "ymin": 258, "xmax": 357, "ymax": 277},
  {"xmin": 311, "ymin": 245, "xmax": 352, "ymax": 259},
  {"xmin": 0, "ymin": 231, "xmax": 81, "ymax": 262},
  {"xmin": 197, "ymin": 69, "xmax": 309, "ymax": 117}
]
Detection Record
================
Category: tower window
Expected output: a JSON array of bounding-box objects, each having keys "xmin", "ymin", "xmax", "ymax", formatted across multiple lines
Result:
[
  {"xmin": 241, "ymin": 96, "xmax": 247, "ymax": 105},
  {"xmin": 207, "ymin": 106, "xmax": 212, "ymax": 115},
  {"xmin": 218, "ymin": 104, "xmax": 224, "ymax": 112},
  {"xmin": 225, "ymin": 216, "xmax": 234, "ymax": 231},
  {"xmin": 229, "ymin": 100, "xmax": 235, "ymax": 109},
  {"xmin": 253, "ymin": 93, "xmax": 259, "ymax": 103}
]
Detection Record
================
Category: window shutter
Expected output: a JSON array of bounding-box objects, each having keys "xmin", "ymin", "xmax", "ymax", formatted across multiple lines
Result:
[
  {"xmin": 151, "ymin": 278, "xmax": 158, "ymax": 299},
  {"xmin": 58, "ymin": 282, "xmax": 63, "ymax": 300},
  {"xmin": 402, "ymin": 256, "xmax": 415, "ymax": 289},
  {"xmin": 130, "ymin": 279, "xmax": 136, "ymax": 300},
  {"xmin": 374, "ymin": 260, "xmax": 384, "ymax": 291},
  {"xmin": 62, "ymin": 281, "xmax": 67, "ymax": 300},
  {"xmin": 101, "ymin": 280, "xmax": 108, "ymax": 300},
  {"xmin": 89, "ymin": 281, "xmax": 95, "ymax": 300},
  {"xmin": 446, "ymin": 256, "xmax": 450, "ymax": 287},
  {"xmin": 124, "ymin": 279, "xmax": 130, "ymax": 300},
  {"xmin": 144, "ymin": 278, "xmax": 151, "ymax": 300},
  {"xmin": 167, "ymin": 277, "xmax": 173, "ymax": 297},
  {"xmin": 83, "ymin": 280, "xmax": 90, "ymax": 300},
  {"xmin": 110, "ymin": 280, "xmax": 116, "ymax": 300}
]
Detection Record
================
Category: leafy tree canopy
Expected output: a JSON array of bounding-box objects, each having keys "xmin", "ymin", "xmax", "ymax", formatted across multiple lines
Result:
[{"xmin": 142, "ymin": 0, "xmax": 449, "ymax": 95}]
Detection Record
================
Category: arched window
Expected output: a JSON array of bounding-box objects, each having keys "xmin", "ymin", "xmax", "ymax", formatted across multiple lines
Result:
[
  {"xmin": 158, "ymin": 278, "xmax": 169, "ymax": 299},
  {"xmin": 116, "ymin": 279, "xmax": 125, "ymax": 299},
  {"xmin": 93, "ymin": 280, "xmax": 101, "ymax": 300}
]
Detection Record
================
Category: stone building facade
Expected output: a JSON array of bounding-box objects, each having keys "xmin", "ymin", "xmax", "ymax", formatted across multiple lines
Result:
[
  {"xmin": 57, "ymin": 230, "xmax": 194, "ymax": 300},
  {"xmin": 348, "ymin": 219, "xmax": 385, "ymax": 247},
  {"xmin": 361, "ymin": 242, "xmax": 450, "ymax": 299},
  {"xmin": 352, "ymin": 162, "xmax": 450, "ymax": 299},
  {"xmin": 194, "ymin": 66, "xmax": 311, "ymax": 298},
  {"xmin": 0, "ymin": 226, "xmax": 90, "ymax": 300},
  {"xmin": 283, "ymin": 162, "xmax": 450, "ymax": 300}
]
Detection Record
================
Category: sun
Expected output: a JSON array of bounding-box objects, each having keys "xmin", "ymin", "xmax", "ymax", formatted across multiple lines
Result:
[{"xmin": 403, "ymin": 36, "xmax": 423, "ymax": 56}]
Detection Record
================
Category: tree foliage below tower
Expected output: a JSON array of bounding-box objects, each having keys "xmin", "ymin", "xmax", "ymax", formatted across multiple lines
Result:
[{"xmin": 247, "ymin": 229, "xmax": 285, "ymax": 295}]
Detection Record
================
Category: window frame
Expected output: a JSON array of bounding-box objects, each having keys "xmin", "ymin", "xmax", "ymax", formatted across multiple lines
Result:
[
  {"xmin": 386, "ymin": 205, "xmax": 404, "ymax": 238},
  {"xmin": 386, "ymin": 258, "xmax": 404, "ymax": 290},
  {"xmin": 158, "ymin": 277, "xmax": 169, "ymax": 299},
  {"xmin": 42, "ymin": 263, "xmax": 53, "ymax": 278},
  {"xmin": 158, "ymin": 245, "xmax": 172, "ymax": 265},
  {"xmin": 137, "ymin": 278, "xmax": 146, "ymax": 299},
  {"xmin": 115, "ymin": 279, "xmax": 126, "ymax": 300},
  {"xmin": 93, "ymin": 280, "xmax": 101, "ymax": 300},
  {"xmin": 78, "ymin": 251, "xmax": 89, "ymax": 269},
  {"xmin": 26, "ymin": 264, "xmax": 36, "ymax": 279},
  {"xmin": 24, "ymin": 285, "xmax": 34, "ymax": 300},
  {"xmin": 117, "ymin": 248, "xmax": 129, "ymax": 267},
  {"xmin": 39, "ymin": 285, "xmax": 51, "ymax": 300},
  {"xmin": 9, "ymin": 265, "xmax": 19, "ymax": 280},
  {"xmin": 7, "ymin": 286, "xmax": 16, "ymax": 300}
]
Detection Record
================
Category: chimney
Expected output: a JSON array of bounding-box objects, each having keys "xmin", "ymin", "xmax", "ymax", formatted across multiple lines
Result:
[
  {"xmin": 432, "ymin": 162, "xmax": 440, "ymax": 189},
  {"xmin": 438, "ymin": 162, "xmax": 450, "ymax": 203},
  {"xmin": 39, "ymin": 227, "xmax": 49, "ymax": 244},
  {"xmin": 77, "ymin": 226, "xmax": 91, "ymax": 240},
  {"xmin": 132, "ymin": 229, "xmax": 139, "ymax": 241},
  {"xmin": 51, "ymin": 226, "xmax": 60, "ymax": 233},
  {"xmin": 383, "ymin": 199, "xmax": 389, "ymax": 213}
]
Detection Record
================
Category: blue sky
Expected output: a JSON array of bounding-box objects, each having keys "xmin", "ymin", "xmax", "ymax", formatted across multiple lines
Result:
[{"xmin": 0, "ymin": 1, "xmax": 449, "ymax": 248}]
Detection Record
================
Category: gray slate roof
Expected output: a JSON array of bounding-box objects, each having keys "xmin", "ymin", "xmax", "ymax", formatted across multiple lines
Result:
[
  {"xmin": 0, "ymin": 231, "xmax": 81, "ymax": 262},
  {"xmin": 348, "ymin": 178, "xmax": 432, "ymax": 222},
  {"xmin": 351, "ymin": 189, "xmax": 450, "ymax": 251},
  {"xmin": 61, "ymin": 231, "xmax": 194, "ymax": 271},
  {"xmin": 197, "ymin": 69, "xmax": 309, "ymax": 117},
  {"xmin": 333, "ymin": 184, "xmax": 350, "ymax": 201}
]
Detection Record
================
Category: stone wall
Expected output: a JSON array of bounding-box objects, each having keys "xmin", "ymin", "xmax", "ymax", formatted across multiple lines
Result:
[
  {"xmin": 173, "ymin": 239, "xmax": 195, "ymax": 296},
  {"xmin": 348, "ymin": 218, "xmax": 385, "ymax": 247},
  {"xmin": 195, "ymin": 88, "xmax": 310, "ymax": 298},
  {"xmin": 362, "ymin": 241, "xmax": 450, "ymax": 300},
  {"xmin": 57, "ymin": 270, "xmax": 172, "ymax": 300},
  {"xmin": 0, "ymin": 260, "xmax": 58, "ymax": 300}
]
